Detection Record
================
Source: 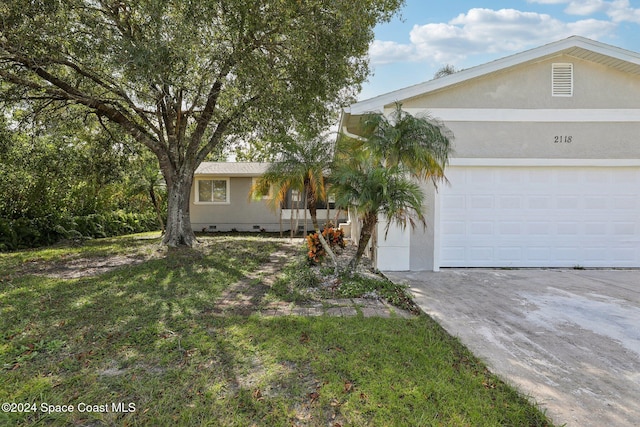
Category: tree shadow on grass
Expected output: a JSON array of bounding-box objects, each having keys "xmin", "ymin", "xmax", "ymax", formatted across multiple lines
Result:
[
  {"xmin": 1, "ymin": 237, "xmax": 289, "ymax": 424},
  {"xmin": 0, "ymin": 237, "xmax": 555, "ymax": 427}
]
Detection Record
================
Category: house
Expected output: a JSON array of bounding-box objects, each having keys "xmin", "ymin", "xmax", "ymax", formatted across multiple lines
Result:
[
  {"xmin": 190, "ymin": 162, "xmax": 345, "ymax": 233},
  {"xmin": 340, "ymin": 36, "xmax": 640, "ymax": 271}
]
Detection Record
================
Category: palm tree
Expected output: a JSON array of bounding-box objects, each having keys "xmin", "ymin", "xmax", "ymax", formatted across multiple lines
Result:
[
  {"xmin": 358, "ymin": 103, "xmax": 453, "ymax": 183},
  {"xmin": 334, "ymin": 103, "xmax": 453, "ymax": 270},
  {"xmin": 251, "ymin": 133, "xmax": 340, "ymax": 272},
  {"xmin": 332, "ymin": 156, "xmax": 426, "ymax": 270},
  {"xmin": 433, "ymin": 64, "xmax": 458, "ymax": 79}
]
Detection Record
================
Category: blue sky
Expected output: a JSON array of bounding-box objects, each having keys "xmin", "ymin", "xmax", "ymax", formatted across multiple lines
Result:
[{"xmin": 359, "ymin": 0, "xmax": 640, "ymax": 100}]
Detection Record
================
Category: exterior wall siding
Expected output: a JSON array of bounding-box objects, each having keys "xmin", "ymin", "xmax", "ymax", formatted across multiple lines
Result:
[
  {"xmin": 431, "ymin": 121, "xmax": 640, "ymax": 159},
  {"xmin": 400, "ymin": 56, "xmax": 640, "ymax": 109},
  {"xmin": 190, "ymin": 175, "xmax": 347, "ymax": 233},
  {"xmin": 372, "ymin": 51, "xmax": 640, "ymax": 271},
  {"xmin": 190, "ymin": 176, "xmax": 281, "ymax": 232}
]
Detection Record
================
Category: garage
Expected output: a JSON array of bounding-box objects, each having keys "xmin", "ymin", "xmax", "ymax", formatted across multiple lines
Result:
[
  {"xmin": 340, "ymin": 36, "xmax": 640, "ymax": 271},
  {"xmin": 439, "ymin": 164, "xmax": 640, "ymax": 267}
]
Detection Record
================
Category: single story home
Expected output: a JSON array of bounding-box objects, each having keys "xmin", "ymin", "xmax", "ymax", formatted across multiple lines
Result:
[
  {"xmin": 340, "ymin": 36, "xmax": 640, "ymax": 271},
  {"xmin": 190, "ymin": 162, "xmax": 345, "ymax": 233}
]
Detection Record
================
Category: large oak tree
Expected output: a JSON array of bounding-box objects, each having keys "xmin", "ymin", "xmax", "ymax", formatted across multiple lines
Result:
[{"xmin": 0, "ymin": 0, "xmax": 403, "ymax": 246}]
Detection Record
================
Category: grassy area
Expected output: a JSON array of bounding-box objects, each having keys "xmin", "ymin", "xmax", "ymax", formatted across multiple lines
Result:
[{"xmin": 0, "ymin": 233, "xmax": 554, "ymax": 426}]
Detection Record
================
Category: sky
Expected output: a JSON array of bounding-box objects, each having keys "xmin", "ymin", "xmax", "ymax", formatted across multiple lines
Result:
[{"xmin": 358, "ymin": 0, "xmax": 640, "ymax": 100}]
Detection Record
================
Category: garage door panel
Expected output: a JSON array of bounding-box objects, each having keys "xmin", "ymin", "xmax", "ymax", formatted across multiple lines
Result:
[
  {"xmin": 528, "ymin": 169, "xmax": 552, "ymax": 183},
  {"xmin": 555, "ymin": 247, "xmax": 580, "ymax": 263},
  {"xmin": 499, "ymin": 196, "xmax": 522, "ymax": 209},
  {"xmin": 469, "ymin": 247, "xmax": 494, "ymax": 261},
  {"xmin": 585, "ymin": 197, "xmax": 608, "ymax": 209},
  {"xmin": 614, "ymin": 197, "xmax": 638, "ymax": 210},
  {"xmin": 497, "ymin": 247, "xmax": 523, "ymax": 261},
  {"xmin": 557, "ymin": 197, "xmax": 580, "ymax": 209},
  {"xmin": 526, "ymin": 247, "xmax": 551, "ymax": 262},
  {"xmin": 557, "ymin": 222, "xmax": 579, "ymax": 235},
  {"xmin": 585, "ymin": 169, "xmax": 612, "ymax": 184},
  {"xmin": 440, "ymin": 166, "xmax": 640, "ymax": 267},
  {"xmin": 611, "ymin": 248, "xmax": 637, "ymax": 262},
  {"xmin": 613, "ymin": 222, "xmax": 636, "ymax": 235},
  {"xmin": 441, "ymin": 246, "xmax": 465, "ymax": 264},
  {"xmin": 528, "ymin": 197, "xmax": 552, "ymax": 209},
  {"xmin": 470, "ymin": 195, "xmax": 494, "ymax": 209},
  {"xmin": 470, "ymin": 222, "xmax": 494, "ymax": 235}
]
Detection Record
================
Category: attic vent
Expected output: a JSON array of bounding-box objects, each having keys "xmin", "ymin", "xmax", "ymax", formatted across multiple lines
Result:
[{"xmin": 552, "ymin": 63, "xmax": 573, "ymax": 97}]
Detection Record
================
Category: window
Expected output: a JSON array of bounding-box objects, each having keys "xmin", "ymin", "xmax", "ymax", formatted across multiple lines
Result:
[
  {"xmin": 196, "ymin": 178, "xmax": 229, "ymax": 203},
  {"xmin": 552, "ymin": 63, "xmax": 573, "ymax": 97},
  {"xmin": 251, "ymin": 177, "xmax": 273, "ymax": 200}
]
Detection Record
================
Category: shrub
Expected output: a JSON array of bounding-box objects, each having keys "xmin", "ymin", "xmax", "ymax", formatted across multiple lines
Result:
[
  {"xmin": 306, "ymin": 227, "xmax": 346, "ymax": 264},
  {"xmin": 336, "ymin": 273, "xmax": 422, "ymax": 314},
  {"xmin": 0, "ymin": 211, "xmax": 160, "ymax": 252}
]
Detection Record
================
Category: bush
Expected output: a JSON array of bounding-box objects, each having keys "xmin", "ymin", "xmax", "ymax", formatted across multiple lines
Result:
[
  {"xmin": 336, "ymin": 273, "xmax": 422, "ymax": 314},
  {"xmin": 0, "ymin": 217, "xmax": 17, "ymax": 251},
  {"xmin": 306, "ymin": 226, "xmax": 346, "ymax": 264},
  {"xmin": 0, "ymin": 211, "xmax": 160, "ymax": 252}
]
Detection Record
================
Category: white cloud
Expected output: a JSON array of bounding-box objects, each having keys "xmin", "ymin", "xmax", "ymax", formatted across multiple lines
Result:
[
  {"xmin": 368, "ymin": 40, "xmax": 417, "ymax": 65},
  {"xmin": 608, "ymin": 0, "xmax": 640, "ymax": 23},
  {"xmin": 369, "ymin": 8, "xmax": 616, "ymax": 66},
  {"xmin": 566, "ymin": 18, "xmax": 618, "ymax": 35},
  {"xmin": 565, "ymin": 0, "xmax": 608, "ymax": 15},
  {"xmin": 528, "ymin": 0, "xmax": 640, "ymax": 23}
]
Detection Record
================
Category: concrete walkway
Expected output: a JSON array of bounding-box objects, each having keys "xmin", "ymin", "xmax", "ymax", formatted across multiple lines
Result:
[{"xmin": 386, "ymin": 269, "xmax": 640, "ymax": 427}]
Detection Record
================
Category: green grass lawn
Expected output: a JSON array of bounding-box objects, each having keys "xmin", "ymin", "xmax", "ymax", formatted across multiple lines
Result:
[{"xmin": 0, "ymin": 233, "xmax": 554, "ymax": 426}]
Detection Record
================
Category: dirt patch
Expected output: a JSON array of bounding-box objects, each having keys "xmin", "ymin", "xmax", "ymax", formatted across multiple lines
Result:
[{"xmin": 21, "ymin": 254, "xmax": 156, "ymax": 279}]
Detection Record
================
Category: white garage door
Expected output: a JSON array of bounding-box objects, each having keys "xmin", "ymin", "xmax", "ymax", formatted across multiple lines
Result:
[{"xmin": 439, "ymin": 166, "xmax": 640, "ymax": 267}]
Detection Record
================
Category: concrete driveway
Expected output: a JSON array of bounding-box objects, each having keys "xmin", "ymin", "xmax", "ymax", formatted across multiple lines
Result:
[{"xmin": 385, "ymin": 269, "xmax": 640, "ymax": 427}]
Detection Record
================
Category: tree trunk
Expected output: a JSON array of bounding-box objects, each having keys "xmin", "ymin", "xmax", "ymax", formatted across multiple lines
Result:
[
  {"xmin": 290, "ymin": 199, "xmax": 294, "ymax": 240},
  {"xmin": 303, "ymin": 190, "xmax": 308, "ymax": 236},
  {"xmin": 294, "ymin": 192, "xmax": 299, "ymax": 236},
  {"xmin": 161, "ymin": 168, "xmax": 196, "ymax": 247},
  {"xmin": 349, "ymin": 212, "xmax": 378, "ymax": 271}
]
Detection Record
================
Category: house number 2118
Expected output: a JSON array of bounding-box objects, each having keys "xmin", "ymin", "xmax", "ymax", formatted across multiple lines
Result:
[{"xmin": 554, "ymin": 135, "xmax": 572, "ymax": 143}]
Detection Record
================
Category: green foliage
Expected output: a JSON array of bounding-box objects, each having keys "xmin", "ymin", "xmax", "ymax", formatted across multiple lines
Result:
[
  {"xmin": 305, "ymin": 227, "xmax": 346, "ymax": 264},
  {"xmin": 433, "ymin": 63, "xmax": 459, "ymax": 79},
  {"xmin": 0, "ymin": 212, "xmax": 160, "ymax": 252},
  {"xmin": 332, "ymin": 161, "xmax": 427, "ymax": 234},
  {"xmin": 333, "ymin": 104, "xmax": 454, "ymax": 269},
  {"xmin": 0, "ymin": 110, "xmax": 143, "ymax": 219},
  {"xmin": 0, "ymin": 109, "xmax": 166, "ymax": 251},
  {"xmin": 335, "ymin": 273, "xmax": 421, "ymax": 314},
  {"xmin": 250, "ymin": 133, "xmax": 334, "ymax": 221},
  {"xmin": 269, "ymin": 255, "xmax": 320, "ymax": 303},
  {"xmin": 1, "ymin": 0, "xmax": 406, "ymax": 247}
]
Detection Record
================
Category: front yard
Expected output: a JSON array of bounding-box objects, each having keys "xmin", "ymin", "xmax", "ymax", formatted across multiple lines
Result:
[{"xmin": 0, "ymin": 233, "xmax": 554, "ymax": 426}]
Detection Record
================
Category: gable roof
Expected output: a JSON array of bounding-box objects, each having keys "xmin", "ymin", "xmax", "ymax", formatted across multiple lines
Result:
[
  {"xmin": 195, "ymin": 162, "xmax": 271, "ymax": 176},
  {"xmin": 347, "ymin": 36, "xmax": 640, "ymax": 116}
]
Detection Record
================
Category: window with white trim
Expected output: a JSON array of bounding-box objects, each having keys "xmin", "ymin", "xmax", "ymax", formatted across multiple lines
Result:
[
  {"xmin": 552, "ymin": 63, "xmax": 573, "ymax": 97},
  {"xmin": 196, "ymin": 178, "xmax": 229, "ymax": 203}
]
